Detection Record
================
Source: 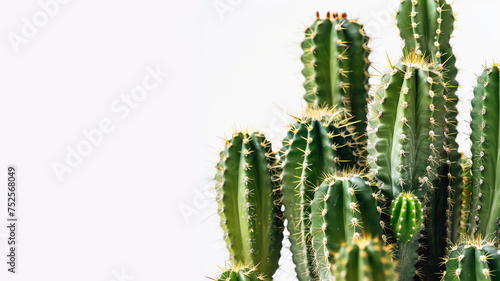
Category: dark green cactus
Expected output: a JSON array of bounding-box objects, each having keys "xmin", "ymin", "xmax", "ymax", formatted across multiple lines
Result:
[
  {"xmin": 332, "ymin": 237, "xmax": 397, "ymax": 281},
  {"xmin": 468, "ymin": 65, "xmax": 500, "ymax": 239},
  {"xmin": 311, "ymin": 174, "xmax": 383, "ymax": 280},
  {"xmin": 280, "ymin": 107, "xmax": 362, "ymax": 281},
  {"xmin": 301, "ymin": 12, "xmax": 370, "ymax": 138},
  {"xmin": 441, "ymin": 238, "xmax": 500, "ymax": 281},
  {"xmin": 390, "ymin": 192, "xmax": 424, "ymax": 242},
  {"xmin": 396, "ymin": 0, "xmax": 457, "ymax": 83},
  {"xmin": 215, "ymin": 131, "xmax": 283, "ymax": 278},
  {"xmin": 212, "ymin": 264, "xmax": 266, "ymax": 281}
]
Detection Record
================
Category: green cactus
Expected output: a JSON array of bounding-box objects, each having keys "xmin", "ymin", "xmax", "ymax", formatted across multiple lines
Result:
[
  {"xmin": 215, "ymin": 131, "xmax": 283, "ymax": 278},
  {"xmin": 367, "ymin": 53, "xmax": 450, "ymax": 280},
  {"xmin": 390, "ymin": 192, "xmax": 424, "ymax": 242},
  {"xmin": 301, "ymin": 12, "xmax": 370, "ymax": 138},
  {"xmin": 396, "ymin": 0, "xmax": 457, "ymax": 84},
  {"xmin": 468, "ymin": 65, "xmax": 500, "ymax": 239},
  {"xmin": 212, "ymin": 264, "xmax": 266, "ymax": 281},
  {"xmin": 332, "ymin": 237, "xmax": 397, "ymax": 281},
  {"xmin": 280, "ymin": 107, "xmax": 362, "ymax": 281},
  {"xmin": 367, "ymin": 54, "xmax": 446, "ymax": 200},
  {"xmin": 396, "ymin": 0, "xmax": 462, "ymax": 247},
  {"xmin": 441, "ymin": 238, "xmax": 500, "ymax": 281},
  {"xmin": 310, "ymin": 174, "xmax": 383, "ymax": 280}
]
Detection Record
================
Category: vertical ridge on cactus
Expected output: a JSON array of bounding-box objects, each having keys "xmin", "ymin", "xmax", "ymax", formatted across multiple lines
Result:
[
  {"xmin": 310, "ymin": 174, "xmax": 383, "ymax": 280},
  {"xmin": 215, "ymin": 131, "xmax": 284, "ymax": 278},
  {"xmin": 468, "ymin": 65, "xmax": 500, "ymax": 239},
  {"xmin": 279, "ymin": 107, "xmax": 363, "ymax": 281},
  {"xmin": 301, "ymin": 12, "xmax": 370, "ymax": 141}
]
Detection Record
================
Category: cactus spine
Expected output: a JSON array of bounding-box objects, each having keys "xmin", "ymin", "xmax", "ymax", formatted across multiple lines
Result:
[
  {"xmin": 332, "ymin": 237, "xmax": 397, "ymax": 281},
  {"xmin": 310, "ymin": 174, "xmax": 383, "ymax": 280},
  {"xmin": 280, "ymin": 108, "xmax": 361, "ymax": 281},
  {"xmin": 215, "ymin": 131, "xmax": 283, "ymax": 278},
  {"xmin": 301, "ymin": 12, "xmax": 370, "ymax": 138},
  {"xmin": 468, "ymin": 65, "xmax": 500, "ymax": 239},
  {"xmin": 442, "ymin": 239, "xmax": 500, "ymax": 281}
]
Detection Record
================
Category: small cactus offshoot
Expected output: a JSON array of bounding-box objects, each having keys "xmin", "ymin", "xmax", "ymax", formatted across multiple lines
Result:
[{"xmin": 390, "ymin": 192, "xmax": 424, "ymax": 242}]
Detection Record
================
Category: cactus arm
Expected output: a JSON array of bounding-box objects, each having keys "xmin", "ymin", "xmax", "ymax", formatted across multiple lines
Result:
[
  {"xmin": 216, "ymin": 132, "xmax": 283, "ymax": 277},
  {"xmin": 281, "ymin": 125, "xmax": 319, "ymax": 281},
  {"xmin": 469, "ymin": 66, "xmax": 500, "ymax": 238},
  {"xmin": 368, "ymin": 72, "xmax": 405, "ymax": 199},
  {"xmin": 301, "ymin": 14, "xmax": 370, "ymax": 138},
  {"xmin": 311, "ymin": 175, "xmax": 382, "ymax": 280},
  {"xmin": 443, "ymin": 242, "xmax": 500, "ymax": 281},
  {"xmin": 397, "ymin": 0, "xmax": 457, "ymax": 81}
]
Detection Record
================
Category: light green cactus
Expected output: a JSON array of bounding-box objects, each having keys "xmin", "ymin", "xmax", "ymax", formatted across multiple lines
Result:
[{"xmin": 215, "ymin": 131, "xmax": 283, "ymax": 278}]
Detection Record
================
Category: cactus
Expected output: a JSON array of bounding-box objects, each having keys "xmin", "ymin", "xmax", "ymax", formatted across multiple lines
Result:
[
  {"xmin": 211, "ymin": 264, "xmax": 266, "ymax": 281},
  {"xmin": 207, "ymin": 2, "xmax": 500, "ymax": 281},
  {"xmin": 310, "ymin": 174, "xmax": 383, "ymax": 280},
  {"xmin": 367, "ymin": 54, "xmax": 446, "ymax": 200},
  {"xmin": 441, "ymin": 238, "xmax": 500, "ymax": 281},
  {"xmin": 279, "ymin": 107, "xmax": 362, "ymax": 281},
  {"xmin": 396, "ymin": 0, "xmax": 462, "ymax": 247},
  {"xmin": 301, "ymin": 12, "xmax": 370, "ymax": 138},
  {"xmin": 396, "ymin": 0, "xmax": 457, "ymax": 84},
  {"xmin": 390, "ymin": 192, "xmax": 424, "ymax": 242},
  {"xmin": 215, "ymin": 131, "xmax": 283, "ymax": 278},
  {"xmin": 468, "ymin": 65, "xmax": 500, "ymax": 239},
  {"xmin": 367, "ymin": 53, "xmax": 450, "ymax": 280},
  {"xmin": 332, "ymin": 237, "xmax": 397, "ymax": 281}
]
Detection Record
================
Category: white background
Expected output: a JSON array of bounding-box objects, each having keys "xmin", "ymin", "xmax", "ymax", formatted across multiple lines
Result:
[{"xmin": 0, "ymin": 0, "xmax": 498, "ymax": 280}]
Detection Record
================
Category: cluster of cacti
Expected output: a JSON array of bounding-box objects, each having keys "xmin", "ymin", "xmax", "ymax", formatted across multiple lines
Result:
[{"xmin": 210, "ymin": 0, "xmax": 500, "ymax": 280}]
